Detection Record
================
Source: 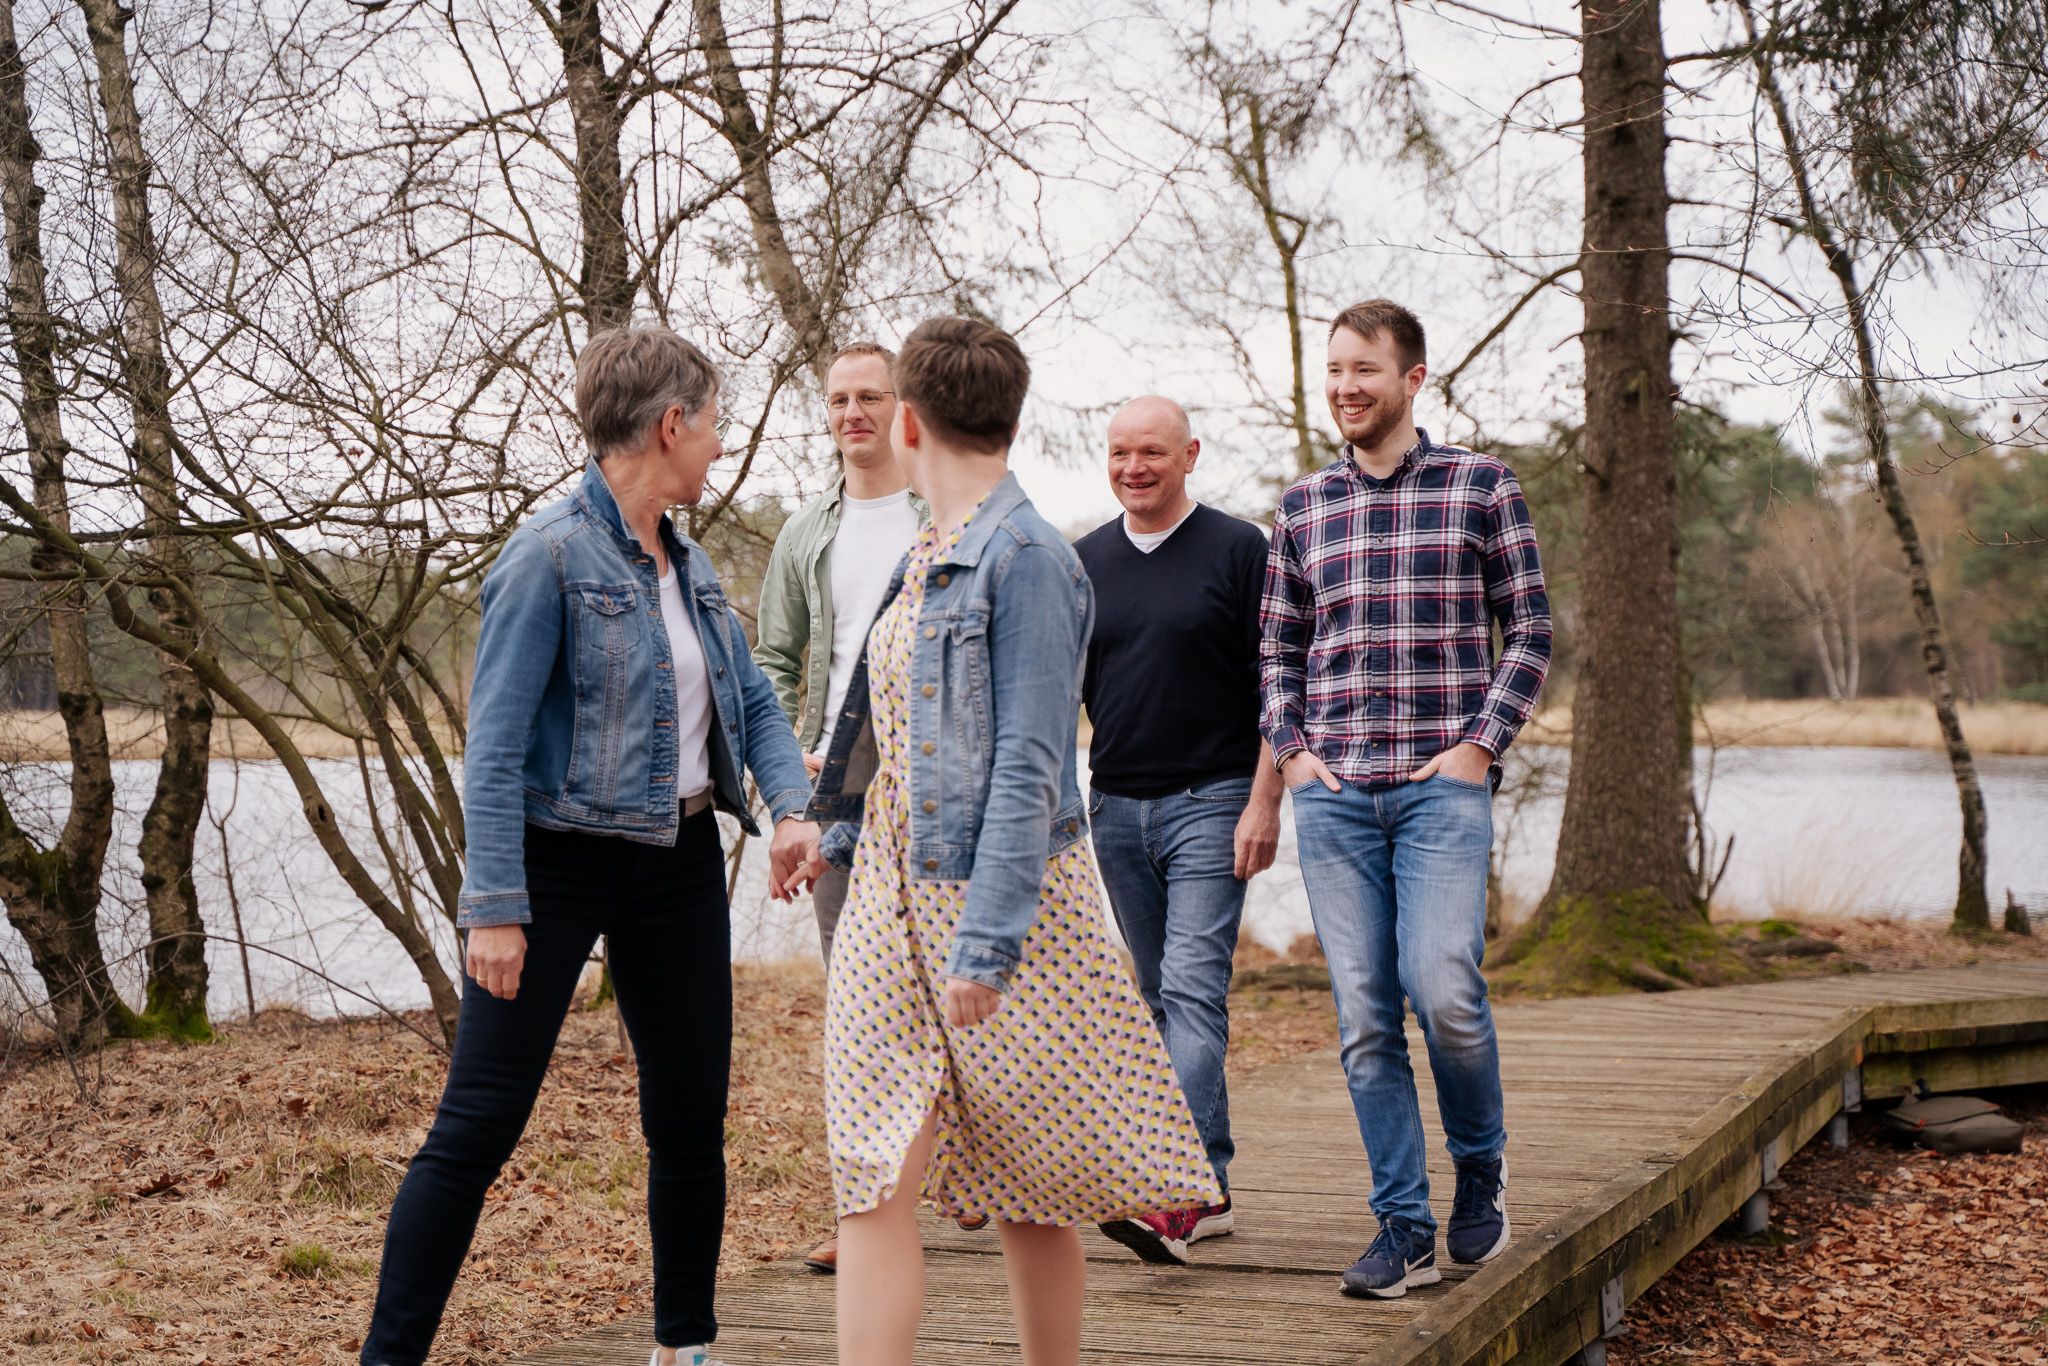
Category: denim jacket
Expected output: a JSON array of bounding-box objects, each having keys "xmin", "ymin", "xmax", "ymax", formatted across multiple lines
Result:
[
  {"xmin": 804, "ymin": 473, "xmax": 1093, "ymax": 991},
  {"xmin": 458, "ymin": 459, "xmax": 813, "ymax": 928}
]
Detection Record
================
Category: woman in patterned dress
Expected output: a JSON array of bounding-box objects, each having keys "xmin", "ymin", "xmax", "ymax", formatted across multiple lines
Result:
[{"xmin": 780, "ymin": 318, "xmax": 1220, "ymax": 1366}]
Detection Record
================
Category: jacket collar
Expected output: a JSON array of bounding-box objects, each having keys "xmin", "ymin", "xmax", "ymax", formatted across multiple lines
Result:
[
  {"xmin": 577, "ymin": 456, "xmax": 633, "ymax": 545},
  {"xmin": 577, "ymin": 455, "xmax": 689, "ymax": 571},
  {"xmin": 942, "ymin": 471, "xmax": 1029, "ymax": 568},
  {"xmin": 827, "ymin": 467, "xmax": 933, "ymax": 520}
]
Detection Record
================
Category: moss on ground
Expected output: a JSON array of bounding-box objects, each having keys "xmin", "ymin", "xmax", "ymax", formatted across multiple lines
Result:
[
  {"xmin": 133, "ymin": 983, "xmax": 216, "ymax": 1042},
  {"xmin": 1490, "ymin": 889, "xmax": 1758, "ymax": 997}
]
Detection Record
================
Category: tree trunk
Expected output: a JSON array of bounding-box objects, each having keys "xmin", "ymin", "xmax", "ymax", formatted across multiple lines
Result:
[
  {"xmin": 1546, "ymin": 0, "xmax": 1692, "ymax": 912},
  {"xmin": 0, "ymin": 0, "xmax": 132, "ymax": 1050},
  {"xmin": 1741, "ymin": 5, "xmax": 1991, "ymax": 930},
  {"xmin": 1232, "ymin": 94, "xmax": 1316, "ymax": 476},
  {"xmin": 693, "ymin": 0, "xmax": 833, "ymax": 388},
  {"xmin": 78, "ymin": 0, "xmax": 215, "ymax": 1034},
  {"xmin": 557, "ymin": 0, "xmax": 632, "ymax": 331}
]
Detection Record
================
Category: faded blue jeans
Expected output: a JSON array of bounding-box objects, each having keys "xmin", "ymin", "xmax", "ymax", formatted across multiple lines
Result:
[
  {"xmin": 1291, "ymin": 773, "xmax": 1505, "ymax": 1240},
  {"xmin": 1089, "ymin": 775, "xmax": 1251, "ymax": 1193}
]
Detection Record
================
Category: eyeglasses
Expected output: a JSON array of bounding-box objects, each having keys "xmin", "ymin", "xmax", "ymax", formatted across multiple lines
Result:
[
  {"xmin": 827, "ymin": 390, "xmax": 895, "ymax": 414},
  {"xmin": 713, "ymin": 414, "xmax": 733, "ymax": 438}
]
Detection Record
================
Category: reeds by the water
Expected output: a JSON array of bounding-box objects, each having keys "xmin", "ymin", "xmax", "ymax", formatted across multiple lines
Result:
[{"xmin": 1523, "ymin": 697, "xmax": 2048, "ymax": 756}]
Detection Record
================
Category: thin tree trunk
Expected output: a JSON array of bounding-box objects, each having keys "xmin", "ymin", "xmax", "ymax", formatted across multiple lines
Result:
[
  {"xmin": 556, "ymin": 0, "xmax": 632, "ymax": 331},
  {"xmin": 0, "ymin": 476, "xmax": 469, "ymax": 1043},
  {"xmin": 1741, "ymin": 4, "xmax": 1991, "ymax": 930},
  {"xmin": 693, "ymin": 0, "xmax": 833, "ymax": 387},
  {"xmin": 0, "ymin": 0, "xmax": 131, "ymax": 1050},
  {"xmin": 78, "ymin": 0, "xmax": 215, "ymax": 1032},
  {"xmin": 1233, "ymin": 94, "xmax": 1316, "ymax": 476},
  {"xmin": 1546, "ymin": 0, "xmax": 1692, "ymax": 911},
  {"xmin": 1839, "ymin": 503, "xmax": 1860, "ymax": 699}
]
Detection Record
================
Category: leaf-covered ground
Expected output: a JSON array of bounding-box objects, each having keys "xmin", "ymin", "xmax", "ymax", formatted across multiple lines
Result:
[
  {"xmin": 4, "ymin": 921, "xmax": 2041, "ymax": 1364},
  {"xmin": 0, "ymin": 945, "xmax": 1345, "ymax": 1365},
  {"xmin": 1611, "ymin": 1087, "xmax": 2048, "ymax": 1365},
  {"xmin": 1, "ymin": 964, "xmax": 834, "ymax": 1365}
]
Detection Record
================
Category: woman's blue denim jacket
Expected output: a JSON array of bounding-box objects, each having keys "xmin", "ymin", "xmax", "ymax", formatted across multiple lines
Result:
[
  {"xmin": 457, "ymin": 459, "xmax": 813, "ymax": 928},
  {"xmin": 804, "ymin": 473, "xmax": 1093, "ymax": 992}
]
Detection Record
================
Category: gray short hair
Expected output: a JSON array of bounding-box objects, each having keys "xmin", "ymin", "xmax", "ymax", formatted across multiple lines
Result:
[{"xmin": 575, "ymin": 323, "xmax": 722, "ymax": 459}]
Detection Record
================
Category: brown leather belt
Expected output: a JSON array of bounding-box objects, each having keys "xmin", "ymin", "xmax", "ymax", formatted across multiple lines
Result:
[{"xmin": 682, "ymin": 790, "xmax": 713, "ymax": 819}]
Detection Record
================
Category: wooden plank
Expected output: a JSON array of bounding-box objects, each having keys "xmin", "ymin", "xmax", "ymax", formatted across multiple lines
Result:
[
  {"xmin": 1861, "ymin": 1038, "xmax": 2048, "ymax": 1098},
  {"xmin": 512, "ymin": 963, "xmax": 2048, "ymax": 1366}
]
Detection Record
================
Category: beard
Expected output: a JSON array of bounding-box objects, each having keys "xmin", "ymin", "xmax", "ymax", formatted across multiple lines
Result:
[{"xmin": 1341, "ymin": 397, "xmax": 1411, "ymax": 453}]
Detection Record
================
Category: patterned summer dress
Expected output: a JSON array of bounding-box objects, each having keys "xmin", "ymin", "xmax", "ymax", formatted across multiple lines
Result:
[{"xmin": 824, "ymin": 511, "xmax": 1222, "ymax": 1224}]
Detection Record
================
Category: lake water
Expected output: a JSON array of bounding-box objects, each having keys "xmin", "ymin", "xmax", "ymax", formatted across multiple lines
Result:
[{"xmin": 0, "ymin": 747, "xmax": 2043, "ymax": 1020}]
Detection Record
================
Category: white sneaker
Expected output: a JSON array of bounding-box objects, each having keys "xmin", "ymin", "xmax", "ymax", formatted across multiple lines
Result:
[{"xmin": 650, "ymin": 1347, "xmax": 729, "ymax": 1366}]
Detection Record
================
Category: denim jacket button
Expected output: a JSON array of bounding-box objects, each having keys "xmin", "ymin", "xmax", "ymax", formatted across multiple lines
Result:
[
  {"xmin": 935, "ymin": 573, "xmax": 950, "ymax": 586},
  {"xmin": 923, "ymin": 858, "xmax": 938, "ymax": 872},
  {"xmin": 923, "ymin": 625, "xmax": 937, "ymax": 639},
  {"xmin": 921, "ymin": 685, "xmax": 935, "ymax": 698},
  {"xmin": 920, "ymin": 741, "xmax": 935, "ymax": 755},
  {"xmin": 922, "ymin": 800, "xmax": 936, "ymax": 814}
]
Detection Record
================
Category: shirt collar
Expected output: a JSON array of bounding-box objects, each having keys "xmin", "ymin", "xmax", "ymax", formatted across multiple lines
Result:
[{"xmin": 1343, "ymin": 427, "xmax": 1432, "ymax": 483}]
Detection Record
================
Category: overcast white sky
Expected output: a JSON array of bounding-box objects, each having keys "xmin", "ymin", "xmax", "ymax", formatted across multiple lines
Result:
[{"xmin": 988, "ymin": 0, "xmax": 2037, "ymax": 533}]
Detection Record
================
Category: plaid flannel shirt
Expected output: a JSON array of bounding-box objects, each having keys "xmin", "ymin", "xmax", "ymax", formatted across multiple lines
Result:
[{"xmin": 1259, "ymin": 430, "xmax": 1552, "ymax": 787}]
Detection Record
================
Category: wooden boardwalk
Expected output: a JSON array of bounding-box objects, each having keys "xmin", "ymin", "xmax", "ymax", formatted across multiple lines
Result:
[{"xmin": 515, "ymin": 962, "xmax": 2048, "ymax": 1366}]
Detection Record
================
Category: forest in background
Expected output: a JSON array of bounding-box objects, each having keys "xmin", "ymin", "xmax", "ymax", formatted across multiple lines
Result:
[{"xmin": 1, "ymin": 0, "xmax": 2044, "ymax": 1048}]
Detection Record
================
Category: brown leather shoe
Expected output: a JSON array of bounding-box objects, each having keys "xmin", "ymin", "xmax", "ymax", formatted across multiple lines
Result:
[
  {"xmin": 955, "ymin": 1212, "xmax": 990, "ymax": 1232},
  {"xmin": 803, "ymin": 1233, "xmax": 838, "ymax": 1273}
]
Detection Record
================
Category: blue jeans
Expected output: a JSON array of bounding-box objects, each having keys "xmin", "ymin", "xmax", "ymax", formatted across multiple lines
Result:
[
  {"xmin": 1089, "ymin": 776, "xmax": 1251, "ymax": 1193},
  {"xmin": 1291, "ymin": 774, "xmax": 1504, "ymax": 1240}
]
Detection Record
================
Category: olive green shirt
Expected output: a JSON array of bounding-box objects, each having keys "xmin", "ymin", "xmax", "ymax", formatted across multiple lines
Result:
[{"xmin": 753, "ymin": 474, "xmax": 931, "ymax": 750}]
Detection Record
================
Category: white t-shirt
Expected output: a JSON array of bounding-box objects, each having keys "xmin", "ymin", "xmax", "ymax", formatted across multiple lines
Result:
[
  {"xmin": 657, "ymin": 565, "xmax": 715, "ymax": 800},
  {"xmin": 1124, "ymin": 501, "xmax": 1200, "ymax": 553},
  {"xmin": 817, "ymin": 489, "xmax": 921, "ymax": 755}
]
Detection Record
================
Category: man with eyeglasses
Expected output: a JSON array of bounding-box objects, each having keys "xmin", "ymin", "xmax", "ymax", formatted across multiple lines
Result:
[{"xmin": 753, "ymin": 340, "xmax": 928, "ymax": 1274}]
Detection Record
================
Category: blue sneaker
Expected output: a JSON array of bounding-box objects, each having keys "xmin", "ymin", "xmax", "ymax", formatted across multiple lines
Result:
[
  {"xmin": 1339, "ymin": 1222, "xmax": 1440, "ymax": 1299},
  {"xmin": 1447, "ymin": 1155, "xmax": 1510, "ymax": 1265}
]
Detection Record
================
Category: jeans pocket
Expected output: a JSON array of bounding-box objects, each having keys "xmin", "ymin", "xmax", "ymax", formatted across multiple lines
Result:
[
  {"xmin": 1434, "ymin": 772, "xmax": 1489, "ymax": 792},
  {"xmin": 1087, "ymin": 788, "xmax": 1106, "ymax": 816},
  {"xmin": 1287, "ymin": 779, "xmax": 1325, "ymax": 797},
  {"xmin": 1186, "ymin": 777, "xmax": 1254, "ymax": 804}
]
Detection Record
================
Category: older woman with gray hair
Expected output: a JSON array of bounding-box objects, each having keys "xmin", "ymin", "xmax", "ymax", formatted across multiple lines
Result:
[{"xmin": 361, "ymin": 323, "xmax": 816, "ymax": 1366}]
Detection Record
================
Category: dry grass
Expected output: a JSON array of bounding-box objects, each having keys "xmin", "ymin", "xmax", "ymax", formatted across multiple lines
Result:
[
  {"xmin": 1761, "ymin": 913, "xmax": 2048, "ymax": 975},
  {"xmin": 1522, "ymin": 697, "xmax": 2048, "ymax": 756},
  {"xmin": 0, "ymin": 709, "xmax": 459, "ymax": 762},
  {"xmin": 17, "ymin": 696, "xmax": 2046, "ymax": 763},
  {"xmin": 0, "ymin": 963, "xmax": 829, "ymax": 1365}
]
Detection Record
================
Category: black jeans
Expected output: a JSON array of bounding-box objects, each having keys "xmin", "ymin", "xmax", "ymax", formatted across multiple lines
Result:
[{"xmin": 361, "ymin": 814, "xmax": 732, "ymax": 1365}]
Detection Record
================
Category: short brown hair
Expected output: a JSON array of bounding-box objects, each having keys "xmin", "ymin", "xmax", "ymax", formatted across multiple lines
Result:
[
  {"xmin": 828, "ymin": 340, "xmax": 896, "ymax": 369},
  {"xmin": 576, "ymin": 323, "xmax": 721, "ymax": 459},
  {"xmin": 1329, "ymin": 299, "xmax": 1427, "ymax": 374},
  {"xmin": 891, "ymin": 317, "xmax": 1029, "ymax": 454}
]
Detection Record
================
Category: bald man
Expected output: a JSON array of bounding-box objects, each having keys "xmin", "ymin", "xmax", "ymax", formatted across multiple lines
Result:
[{"xmin": 1080, "ymin": 397, "xmax": 1282, "ymax": 1266}]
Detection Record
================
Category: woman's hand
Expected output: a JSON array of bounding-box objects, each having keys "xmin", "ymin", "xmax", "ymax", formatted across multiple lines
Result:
[
  {"xmin": 942, "ymin": 977, "xmax": 1002, "ymax": 1028},
  {"xmin": 771, "ymin": 817, "xmax": 823, "ymax": 901},
  {"xmin": 467, "ymin": 925, "xmax": 527, "ymax": 1000}
]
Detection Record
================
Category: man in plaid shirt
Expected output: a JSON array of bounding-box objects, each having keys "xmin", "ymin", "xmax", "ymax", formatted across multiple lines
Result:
[{"xmin": 1261, "ymin": 299, "xmax": 1551, "ymax": 1300}]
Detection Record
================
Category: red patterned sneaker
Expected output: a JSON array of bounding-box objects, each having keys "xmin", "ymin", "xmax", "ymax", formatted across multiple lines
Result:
[
  {"xmin": 1098, "ymin": 1206, "xmax": 1206, "ymax": 1265},
  {"xmin": 1188, "ymin": 1197, "xmax": 1234, "ymax": 1243}
]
